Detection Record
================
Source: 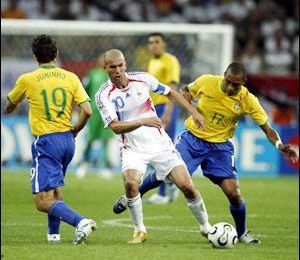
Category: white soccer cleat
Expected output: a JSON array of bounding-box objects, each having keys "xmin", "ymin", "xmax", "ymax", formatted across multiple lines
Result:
[
  {"xmin": 239, "ymin": 230, "xmax": 261, "ymax": 244},
  {"xmin": 199, "ymin": 222, "xmax": 213, "ymax": 238},
  {"xmin": 72, "ymin": 219, "xmax": 97, "ymax": 245},
  {"xmin": 144, "ymin": 194, "xmax": 169, "ymax": 204},
  {"xmin": 47, "ymin": 234, "xmax": 61, "ymax": 243}
]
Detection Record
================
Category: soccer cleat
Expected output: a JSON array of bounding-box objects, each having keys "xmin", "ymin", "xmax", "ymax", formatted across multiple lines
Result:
[
  {"xmin": 47, "ymin": 234, "xmax": 61, "ymax": 243},
  {"xmin": 113, "ymin": 195, "xmax": 128, "ymax": 214},
  {"xmin": 72, "ymin": 219, "xmax": 97, "ymax": 245},
  {"xmin": 239, "ymin": 230, "xmax": 261, "ymax": 244},
  {"xmin": 128, "ymin": 231, "xmax": 148, "ymax": 244},
  {"xmin": 199, "ymin": 222, "xmax": 213, "ymax": 238},
  {"xmin": 144, "ymin": 194, "xmax": 169, "ymax": 204}
]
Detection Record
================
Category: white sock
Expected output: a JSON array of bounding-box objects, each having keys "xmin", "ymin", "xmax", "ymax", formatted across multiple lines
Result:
[
  {"xmin": 127, "ymin": 194, "xmax": 146, "ymax": 233},
  {"xmin": 186, "ymin": 196, "xmax": 209, "ymax": 225}
]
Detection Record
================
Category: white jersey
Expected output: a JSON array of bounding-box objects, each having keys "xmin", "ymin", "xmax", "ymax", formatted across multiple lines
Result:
[{"xmin": 95, "ymin": 72, "xmax": 173, "ymax": 152}]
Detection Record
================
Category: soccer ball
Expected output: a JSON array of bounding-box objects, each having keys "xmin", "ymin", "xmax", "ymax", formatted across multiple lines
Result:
[{"xmin": 208, "ymin": 222, "xmax": 238, "ymax": 249}]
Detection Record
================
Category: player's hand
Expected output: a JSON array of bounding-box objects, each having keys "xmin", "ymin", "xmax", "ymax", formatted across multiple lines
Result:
[
  {"xmin": 180, "ymin": 88, "xmax": 193, "ymax": 104},
  {"xmin": 191, "ymin": 110, "xmax": 205, "ymax": 129},
  {"xmin": 141, "ymin": 117, "xmax": 162, "ymax": 128},
  {"xmin": 278, "ymin": 144, "xmax": 298, "ymax": 164}
]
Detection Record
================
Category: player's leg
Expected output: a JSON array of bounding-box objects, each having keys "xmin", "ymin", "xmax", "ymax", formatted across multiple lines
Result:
[
  {"xmin": 32, "ymin": 132, "xmax": 96, "ymax": 244},
  {"xmin": 47, "ymin": 188, "xmax": 63, "ymax": 243},
  {"xmin": 219, "ymin": 178, "xmax": 260, "ymax": 244},
  {"xmin": 121, "ymin": 148, "xmax": 148, "ymax": 243},
  {"xmin": 112, "ymin": 130, "xmax": 201, "ymax": 214},
  {"xmin": 201, "ymin": 141, "xmax": 260, "ymax": 244},
  {"xmin": 167, "ymin": 165, "xmax": 211, "ymax": 237}
]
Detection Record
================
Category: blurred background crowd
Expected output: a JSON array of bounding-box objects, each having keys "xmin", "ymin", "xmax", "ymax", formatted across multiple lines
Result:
[
  {"xmin": 2, "ymin": 0, "xmax": 299, "ymax": 76},
  {"xmin": 1, "ymin": 0, "xmax": 299, "ymax": 127}
]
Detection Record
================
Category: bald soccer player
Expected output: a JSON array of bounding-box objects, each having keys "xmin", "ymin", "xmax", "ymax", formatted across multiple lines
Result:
[{"xmin": 95, "ymin": 49, "xmax": 212, "ymax": 244}]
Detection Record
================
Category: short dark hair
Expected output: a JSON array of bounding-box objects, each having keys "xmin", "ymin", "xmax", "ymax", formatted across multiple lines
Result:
[
  {"xmin": 225, "ymin": 62, "xmax": 246, "ymax": 78},
  {"xmin": 31, "ymin": 34, "xmax": 57, "ymax": 63},
  {"xmin": 148, "ymin": 32, "xmax": 165, "ymax": 42}
]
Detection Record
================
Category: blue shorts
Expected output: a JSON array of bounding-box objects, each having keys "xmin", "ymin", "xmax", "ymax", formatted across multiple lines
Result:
[
  {"xmin": 155, "ymin": 104, "xmax": 180, "ymax": 141},
  {"xmin": 175, "ymin": 130, "xmax": 237, "ymax": 184},
  {"xmin": 31, "ymin": 131, "xmax": 75, "ymax": 193}
]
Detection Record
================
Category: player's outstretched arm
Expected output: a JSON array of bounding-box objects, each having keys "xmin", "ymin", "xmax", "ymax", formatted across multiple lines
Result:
[
  {"xmin": 108, "ymin": 117, "xmax": 162, "ymax": 135},
  {"xmin": 72, "ymin": 101, "xmax": 92, "ymax": 136},
  {"xmin": 167, "ymin": 89, "xmax": 204, "ymax": 129},
  {"xmin": 260, "ymin": 123, "xmax": 298, "ymax": 163},
  {"xmin": 179, "ymin": 85, "xmax": 193, "ymax": 104}
]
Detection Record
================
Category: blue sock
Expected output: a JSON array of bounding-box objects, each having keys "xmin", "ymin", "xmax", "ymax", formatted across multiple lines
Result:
[
  {"xmin": 49, "ymin": 201, "xmax": 84, "ymax": 227},
  {"xmin": 48, "ymin": 199, "xmax": 63, "ymax": 234},
  {"xmin": 48, "ymin": 214, "xmax": 61, "ymax": 234},
  {"xmin": 230, "ymin": 201, "xmax": 246, "ymax": 238},
  {"xmin": 139, "ymin": 172, "xmax": 163, "ymax": 197},
  {"xmin": 158, "ymin": 182, "xmax": 167, "ymax": 197}
]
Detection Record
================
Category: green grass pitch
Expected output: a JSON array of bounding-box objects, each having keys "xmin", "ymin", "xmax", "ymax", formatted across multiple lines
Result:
[{"xmin": 1, "ymin": 170, "xmax": 298, "ymax": 260}]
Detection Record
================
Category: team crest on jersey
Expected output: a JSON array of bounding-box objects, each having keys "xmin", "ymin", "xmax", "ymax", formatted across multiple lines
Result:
[{"xmin": 234, "ymin": 103, "xmax": 240, "ymax": 110}]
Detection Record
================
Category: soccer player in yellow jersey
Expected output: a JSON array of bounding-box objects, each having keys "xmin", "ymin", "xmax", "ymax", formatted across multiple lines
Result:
[
  {"xmin": 145, "ymin": 33, "xmax": 181, "ymax": 204},
  {"xmin": 113, "ymin": 62, "xmax": 298, "ymax": 244},
  {"xmin": 5, "ymin": 35, "xmax": 96, "ymax": 245}
]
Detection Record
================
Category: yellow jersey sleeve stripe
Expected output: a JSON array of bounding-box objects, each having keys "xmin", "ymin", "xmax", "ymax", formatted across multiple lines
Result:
[
  {"xmin": 6, "ymin": 95, "xmax": 15, "ymax": 105},
  {"xmin": 78, "ymin": 98, "xmax": 91, "ymax": 105}
]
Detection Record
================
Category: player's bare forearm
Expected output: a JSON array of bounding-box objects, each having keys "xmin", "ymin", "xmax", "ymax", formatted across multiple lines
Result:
[
  {"xmin": 5, "ymin": 101, "xmax": 17, "ymax": 114},
  {"xmin": 109, "ymin": 117, "xmax": 162, "ymax": 134},
  {"xmin": 260, "ymin": 123, "xmax": 298, "ymax": 162},
  {"xmin": 179, "ymin": 85, "xmax": 193, "ymax": 104},
  {"xmin": 161, "ymin": 101, "xmax": 173, "ymax": 128},
  {"xmin": 161, "ymin": 82, "xmax": 177, "ymax": 128},
  {"xmin": 260, "ymin": 123, "xmax": 280, "ymax": 145},
  {"xmin": 167, "ymin": 89, "xmax": 204, "ymax": 129},
  {"xmin": 72, "ymin": 101, "xmax": 92, "ymax": 136}
]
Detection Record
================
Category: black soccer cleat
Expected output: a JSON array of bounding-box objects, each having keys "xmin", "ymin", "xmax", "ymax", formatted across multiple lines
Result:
[{"xmin": 113, "ymin": 195, "xmax": 128, "ymax": 214}]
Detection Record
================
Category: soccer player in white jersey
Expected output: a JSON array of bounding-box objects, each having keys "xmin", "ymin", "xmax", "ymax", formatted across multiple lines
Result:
[{"xmin": 95, "ymin": 49, "xmax": 212, "ymax": 243}]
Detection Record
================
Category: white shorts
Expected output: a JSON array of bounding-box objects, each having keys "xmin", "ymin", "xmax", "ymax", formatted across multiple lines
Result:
[{"xmin": 121, "ymin": 145, "xmax": 185, "ymax": 181}]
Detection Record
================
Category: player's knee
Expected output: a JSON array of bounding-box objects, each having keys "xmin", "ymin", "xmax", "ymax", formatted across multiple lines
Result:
[
  {"xmin": 35, "ymin": 200, "xmax": 49, "ymax": 212},
  {"xmin": 124, "ymin": 179, "xmax": 138, "ymax": 192},
  {"xmin": 34, "ymin": 197, "xmax": 54, "ymax": 212},
  {"xmin": 228, "ymin": 191, "xmax": 242, "ymax": 205}
]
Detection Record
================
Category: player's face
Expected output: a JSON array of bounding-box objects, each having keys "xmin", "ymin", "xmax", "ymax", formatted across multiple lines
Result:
[
  {"xmin": 148, "ymin": 36, "xmax": 166, "ymax": 56},
  {"xmin": 223, "ymin": 72, "xmax": 245, "ymax": 96},
  {"xmin": 105, "ymin": 58, "xmax": 127, "ymax": 86}
]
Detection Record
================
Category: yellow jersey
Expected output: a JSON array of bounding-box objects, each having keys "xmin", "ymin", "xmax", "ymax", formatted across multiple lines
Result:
[
  {"xmin": 7, "ymin": 65, "xmax": 90, "ymax": 136},
  {"xmin": 185, "ymin": 74, "xmax": 268, "ymax": 143},
  {"xmin": 148, "ymin": 52, "xmax": 180, "ymax": 105}
]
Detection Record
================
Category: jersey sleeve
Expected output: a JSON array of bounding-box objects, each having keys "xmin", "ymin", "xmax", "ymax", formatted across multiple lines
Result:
[
  {"xmin": 95, "ymin": 91, "xmax": 118, "ymax": 128},
  {"xmin": 145, "ymin": 73, "xmax": 171, "ymax": 95},
  {"xmin": 73, "ymin": 75, "xmax": 90, "ymax": 105},
  {"xmin": 165, "ymin": 56, "xmax": 180, "ymax": 85},
  {"xmin": 187, "ymin": 76, "xmax": 203, "ymax": 99},
  {"xmin": 7, "ymin": 75, "xmax": 27, "ymax": 105},
  {"xmin": 245, "ymin": 93, "xmax": 269, "ymax": 125}
]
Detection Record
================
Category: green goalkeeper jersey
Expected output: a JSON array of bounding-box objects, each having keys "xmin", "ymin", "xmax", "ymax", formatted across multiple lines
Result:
[{"xmin": 83, "ymin": 68, "xmax": 114, "ymax": 141}]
